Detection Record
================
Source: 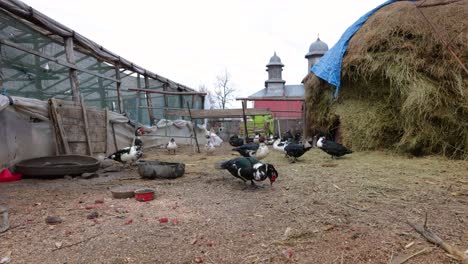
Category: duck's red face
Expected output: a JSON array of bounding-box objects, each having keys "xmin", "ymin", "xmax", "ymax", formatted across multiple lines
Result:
[
  {"xmin": 136, "ymin": 127, "xmax": 144, "ymax": 136},
  {"xmin": 267, "ymin": 164, "xmax": 278, "ymax": 185}
]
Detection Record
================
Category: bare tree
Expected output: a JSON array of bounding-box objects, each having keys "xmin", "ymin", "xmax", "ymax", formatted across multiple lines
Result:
[
  {"xmin": 198, "ymin": 84, "xmax": 216, "ymax": 109},
  {"xmin": 214, "ymin": 70, "xmax": 235, "ymax": 109}
]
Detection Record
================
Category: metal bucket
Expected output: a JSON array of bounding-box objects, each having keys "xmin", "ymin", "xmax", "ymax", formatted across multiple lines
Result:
[{"xmin": 0, "ymin": 206, "xmax": 9, "ymax": 233}]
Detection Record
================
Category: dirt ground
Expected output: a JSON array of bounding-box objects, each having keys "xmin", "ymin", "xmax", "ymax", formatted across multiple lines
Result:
[{"xmin": 0, "ymin": 144, "xmax": 467, "ymax": 264}]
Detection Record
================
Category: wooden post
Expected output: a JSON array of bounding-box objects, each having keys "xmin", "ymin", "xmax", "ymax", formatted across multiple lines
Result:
[
  {"xmin": 187, "ymin": 101, "xmax": 200, "ymax": 153},
  {"xmin": 111, "ymin": 122, "xmax": 118, "ymax": 152},
  {"xmin": 97, "ymin": 62, "xmax": 106, "ymax": 109},
  {"xmin": 115, "ymin": 64, "xmax": 123, "ymax": 113},
  {"xmin": 133, "ymin": 96, "xmax": 140, "ymax": 146},
  {"xmin": 242, "ymin": 100, "xmax": 248, "ymax": 139},
  {"xmin": 136, "ymin": 74, "xmax": 143, "ymax": 123},
  {"xmin": 144, "ymin": 75, "xmax": 155, "ymax": 126},
  {"xmin": 302, "ymin": 101, "xmax": 307, "ymax": 138},
  {"xmin": 64, "ymin": 37, "xmax": 80, "ymax": 103},
  {"xmin": 49, "ymin": 98, "xmax": 71, "ymax": 154},
  {"xmin": 104, "ymin": 108, "xmax": 109, "ymax": 155},
  {"xmin": 163, "ymin": 83, "xmax": 169, "ymax": 119},
  {"xmin": 80, "ymin": 97, "xmax": 93, "ymax": 155}
]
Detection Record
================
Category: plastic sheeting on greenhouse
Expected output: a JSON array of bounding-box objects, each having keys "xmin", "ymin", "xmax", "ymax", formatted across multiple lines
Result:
[{"xmin": 0, "ymin": 95, "xmax": 211, "ymax": 169}]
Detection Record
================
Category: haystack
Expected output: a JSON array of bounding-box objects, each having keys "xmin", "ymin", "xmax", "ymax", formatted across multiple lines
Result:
[{"xmin": 304, "ymin": 0, "xmax": 467, "ymax": 159}]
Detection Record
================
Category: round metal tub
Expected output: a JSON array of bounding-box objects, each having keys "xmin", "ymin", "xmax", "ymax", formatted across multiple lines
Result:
[
  {"xmin": 15, "ymin": 155, "xmax": 100, "ymax": 177},
  {"xmin": 137, "ymin": 160, "xmax": 185, "ymax": 179}
]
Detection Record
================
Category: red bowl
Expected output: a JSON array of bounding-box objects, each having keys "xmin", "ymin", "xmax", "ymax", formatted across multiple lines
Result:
[{"xmin": 134, "ymin": 188, "xmax": 155, "ymax": 202}]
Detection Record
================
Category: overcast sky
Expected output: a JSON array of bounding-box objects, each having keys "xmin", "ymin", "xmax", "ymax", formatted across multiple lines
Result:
[{"xmin": 23, "ymin": 0, "xmax": 384, "ymax": 107}]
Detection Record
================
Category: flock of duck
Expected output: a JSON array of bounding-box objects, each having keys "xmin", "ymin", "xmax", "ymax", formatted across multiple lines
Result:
[
  {"xmin": 217, "ymin": 131, "xmax": 353, "ymax": 188},
  {"xmin": 106, "ymin": 128, "xmax": 352, "ymax": 189}
]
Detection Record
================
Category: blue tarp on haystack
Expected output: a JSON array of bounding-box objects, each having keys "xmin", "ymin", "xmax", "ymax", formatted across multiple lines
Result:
[{"xmin": 311, "ymin": 0, "xmax": 412, "ymax": 97}]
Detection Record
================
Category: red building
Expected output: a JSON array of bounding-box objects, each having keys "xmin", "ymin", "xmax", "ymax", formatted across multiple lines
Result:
[{"xmin": 245, "ymin": 38, "xmax": 329, "ymax": 135}]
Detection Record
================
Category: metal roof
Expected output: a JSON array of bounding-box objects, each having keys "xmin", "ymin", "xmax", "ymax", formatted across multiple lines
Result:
[
  {"xmin": 305, "ymin": 37, "xmax": 329, "ymax": 58},
  {"xmin": 266, "ymin": 52, "xmax": 284, "ymax": 67},
  {"xmin": 247, "ymin": 84, "xmax": 304, "ymax": 99}
]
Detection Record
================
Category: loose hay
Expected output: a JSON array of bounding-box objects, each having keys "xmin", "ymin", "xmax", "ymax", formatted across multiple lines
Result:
[{"xmin": 304, "ymin": 0, "xmax": 468, "ymax": 159}]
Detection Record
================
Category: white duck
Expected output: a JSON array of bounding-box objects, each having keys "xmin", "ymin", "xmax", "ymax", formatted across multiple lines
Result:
[
  {"xmin": 273, "ymin": 138, "xmax": 289, "ymax": 152},
  {"xmin": 253, "ymin": 142, "xmax": 269, "ymax": 160},
  {"xmin": 205, "ymin": 141, "xmax": 216, "ymax": 155},
  {"xmin": 167, "ymin": 138, "xmax": 178, "ymax": 154}
]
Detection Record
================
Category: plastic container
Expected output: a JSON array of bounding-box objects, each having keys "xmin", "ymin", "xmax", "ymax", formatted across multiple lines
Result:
[
  {"xmin": 110, "ymin": 186, "xmax": 136, "ymax": 199},
  {"xmin": 0, "ymin": 169, "xmax": 22, "ymax": 183},
  {"xmin": 134, "ymin": 188, "xmax": 155, "ymax": 202}
]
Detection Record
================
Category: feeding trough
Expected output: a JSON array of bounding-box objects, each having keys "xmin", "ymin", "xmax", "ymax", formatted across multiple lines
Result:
[
  {"xmin": 110, "ymin": 186, "xmax": 137, "ymax": 199},
  {"xmin": 15, "ymin": 155, "xmax": 100, "ymax": 177},
  {"xmin": 137, "ymin": 160, "xmax": 185, "ymax": 179}
]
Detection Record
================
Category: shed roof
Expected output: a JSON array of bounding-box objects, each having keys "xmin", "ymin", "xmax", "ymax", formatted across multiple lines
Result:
[{"xmin": 247, "ymin": 84, "xmax": 304, "ymax": 99}]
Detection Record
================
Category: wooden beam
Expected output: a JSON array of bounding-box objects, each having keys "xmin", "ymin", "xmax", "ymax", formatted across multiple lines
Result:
[
  {"xmin": 242, "ymin": 100, "xmax": 248, "ymax": 139},
  {"xmin": 65, "ymin": 37, "xmax": 81, "ymax": 103},
  {"xmin": 236, "ymin": 97, "xmax": 305, "ymax": 101},
  {"xmin": 187, "ymin": 102, "xmax": 200, "ymax": 153},
  {"xmin": 144, "ymin": 75, "xmax": 155, "ymax": 126},
  {"xmin": 49, "ymin": 98, "xmax": 71, "ymax": 154},
  {"xmin": 80, "ymin": 97, "xmax": 93, "ymax": 155},
  {"xmin": 165, "ymin": 108, "xmax": 272, "ymax": 119},
  {"xmin": 128, "ymin": 87, "xmax": 206, "ymax": 96},
  {"xmin": 104, "ymin": 108, "xmax": 109, "ymax": 155},
  {"xmin": 115, "ymin": 63, "xmax": 124, "ymax": 113}
]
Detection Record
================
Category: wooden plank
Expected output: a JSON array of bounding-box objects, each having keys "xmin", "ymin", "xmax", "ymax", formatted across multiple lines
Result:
[
  {"xmin": 128, "ymin": 87, "xmax": 206, "ymax": 96},
  {"xmin": 91, "ymin": 142, "xmax": 106, "ymax": 153},
  {"xmin": 186, "ymin": 102, "xmax": 200, "ymax": 153},
  {"xmin": 49, "ymin": 98, "xmax": 71, "ymax": 154},
  {"xmin": 144, "ymin": 76, "xmax": 155, "ymax": 126},
  {"xmin": 65, "ymin": 37, "xmax": 81, "ymax": 103},
  {"xmin": 69, "ymin": 143, "xmax": 86, "ymax": 155},
  {"xmin": 48, "ymin": 101, "xmax": 61, "ymax": 156},
  {"xmin": 115, "ymin": 64, "xmax": 124, "ymax": 113},
  {"xmin": 104, "ymin": 108, "xmax": 109, "ymax": 154},
  {"xmin": 62, "ymin": 125, "xmax": 106, "ymax": 142},
  {"xmin": 165, "ymin": 108, "xmax": 272, "ymax": 119},
  {"xmin": 111, "ymin": 122, "xmax": 118, "ymax": 152},
  {"xmin": 80, "ymin": 97, "xmax": 93, "ymax": 156},
  {"xmin": 242, "ymin": 100, "xmax": 248, "ymax": 139}
]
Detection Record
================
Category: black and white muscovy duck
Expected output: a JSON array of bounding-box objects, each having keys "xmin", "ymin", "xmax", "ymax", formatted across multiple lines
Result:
[
  {"xmin": 233, "ymin": 142, "xmax": 269, "ymax": 160},
  {"xmin": 253, "ymin": 133, "xmax": 260, "ymax": 144},
  {"xmin": 284, "ymin": 140, "xmax": 313, "ymax": 163},
  {"xmin": 317, "ymin": 136, "xmax": 353, "ymax": 158},
  {"xmin": 134, "ymin": 127, "xmax": 145, "ymax": 147},
  {"xmin": 265, "ymin": 134, "xmax": 277, "ymax": 145},
  {"xmin": 232, "ymin": 143, "xmax": 260, "ymax": 157},
  {"xmin": 273, "ymin": 137, "xmax": 290, "ymax": 152},
  {"xmin": 167, "ymin": 138, "xmax": 178, "ymax": 154},
  {"xmin": 108, "ymin": 127, "xmax": 145, "ymax": 165},
  {"xmin": 216, "ymin": 157, "xmax": 278, "ymax": 188},
  {"xmin": 229, "ymin": 135, "xmax": 244, "ymax": 147}
]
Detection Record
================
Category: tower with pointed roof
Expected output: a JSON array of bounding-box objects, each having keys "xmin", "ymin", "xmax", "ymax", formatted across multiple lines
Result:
[
  {"xmin": 305, "ymin": 37, "xmax": 329, "ymax": 72},
  {"xmin": 265, "ymin": 52, "xmax": 285, "ymax": 92}
]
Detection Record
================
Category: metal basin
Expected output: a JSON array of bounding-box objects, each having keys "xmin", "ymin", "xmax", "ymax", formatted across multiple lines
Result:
[
  {"xmin": 137, "ymin": 160, "xmax": 185, "ymax": 179},
  {"xmin": 15, "ymin": 155, "xmax": 100, "ymax": 177}
]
